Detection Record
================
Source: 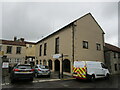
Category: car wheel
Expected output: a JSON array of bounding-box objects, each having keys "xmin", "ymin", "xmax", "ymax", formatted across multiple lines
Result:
[
  {"xmin": 91, "ymin": 75, "xmax": 95, "ymax": 82},
  {"xmin": 35, "ymin": 73, "xmax": 38, "ymax": 78}
]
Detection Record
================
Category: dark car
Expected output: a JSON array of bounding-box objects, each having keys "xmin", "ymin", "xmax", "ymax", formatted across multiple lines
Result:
[{"xmin": 10, "ymin": 64, "xmax": 34, "ymax": 83}]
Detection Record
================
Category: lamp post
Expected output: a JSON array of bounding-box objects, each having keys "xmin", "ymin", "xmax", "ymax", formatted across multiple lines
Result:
[{"xmin": 61, "ymin": 54, "xmax": 63, "ymax": 78}]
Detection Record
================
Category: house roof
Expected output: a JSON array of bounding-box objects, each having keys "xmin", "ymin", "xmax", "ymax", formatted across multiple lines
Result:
[
  {"xmin": 1, "ymin": 40, "xmax": 26, "ymax": 46},
  {"xmin": 25, "ymin": 41, "xmax": 36, "ymax": 45},
  {"xmin": 105, "ymin": 43, "xmax": 120, "ymax": 53},
  {"xmin": 36, "ymin": 13, "xmax": 105, "ymax": 44}
]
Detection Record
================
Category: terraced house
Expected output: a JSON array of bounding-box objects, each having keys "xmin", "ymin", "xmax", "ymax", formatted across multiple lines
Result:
[
  {"xmin": 104, "ymin": 43, "xmax": 120, "ymax": 74},
  {"xmin": 0, "ymin": 37, "xmax": 26, "ymax": 66},
  {"xmin": 35, "ymin": 13, "xmax": 105, "ymax": 75}
]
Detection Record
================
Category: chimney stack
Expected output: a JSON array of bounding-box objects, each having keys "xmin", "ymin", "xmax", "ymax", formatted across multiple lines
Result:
[
  {"xmin": 20, "ymin": 38, "xmax": 24, "ymax": 42},
  {"xmin": 14, "ymin": 36, "xmax": 17, "ymax": 41}
]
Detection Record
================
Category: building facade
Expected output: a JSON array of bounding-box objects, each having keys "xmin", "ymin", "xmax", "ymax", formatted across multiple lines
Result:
[
  {"xmin": 104, "ymin": 43, "xmax": 120, "ymax": 74},
  {"xmin": 25, "ymin": 41, "xmax": 36, "ymax": 66},
  {"xmin": 35, "ymin": 13, "xmax": 105, "ymax": 75},
  {"xmin": 0, "ymin": 37, "xmax": 26, "ymax": 66}
]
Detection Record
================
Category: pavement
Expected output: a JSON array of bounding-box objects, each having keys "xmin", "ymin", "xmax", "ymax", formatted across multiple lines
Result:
[{"xmin": 1, "ymin": 71, "xmax": 75, "ymax": 86}]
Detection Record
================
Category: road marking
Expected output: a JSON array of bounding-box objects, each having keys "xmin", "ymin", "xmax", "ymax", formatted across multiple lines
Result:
[
  {"xmin": 33, "ymin": 79, "xmax": 61, "ymax": 83},
  {"xmin": 61, "ymin": 78, "xmax": 75, "ymax": 80}
]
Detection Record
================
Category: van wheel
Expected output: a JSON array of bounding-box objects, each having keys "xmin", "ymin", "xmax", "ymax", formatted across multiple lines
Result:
[
  {"xmin": 91, "ymin": 75, "xmax": 95, "ymax": 82},
  {"xmin": 105, "ymin": 74, "xmax": 110, "ymax": 80}
]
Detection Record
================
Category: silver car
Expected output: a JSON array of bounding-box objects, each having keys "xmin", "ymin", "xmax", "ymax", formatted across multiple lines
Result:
[{"xmin": 34, "ymin": 65, "xmax": 51, "ymax": 78}]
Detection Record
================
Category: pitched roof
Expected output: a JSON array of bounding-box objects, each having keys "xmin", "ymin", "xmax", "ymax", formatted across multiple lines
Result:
[
  {"xmin": 1, "ymin": 40, "xmax": 26, "ymax": 46},
  {"xmin": 36, "ymin": 13, "xmax": 104, "ymax": 44},
  {"xmin": 25, "ymin": 41, "xmax": 36, "ymax": 45},
  {"xmin": 105, "ymin": 43, "xmax": 120, "ymax": 52}
]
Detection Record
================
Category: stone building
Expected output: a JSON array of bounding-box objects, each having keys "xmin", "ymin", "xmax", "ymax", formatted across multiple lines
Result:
[
  {"xmin": 35, "ymin": 13, "xmax": 105, "ymax": 75},
  {"xmin": 104, "ymin": 43, "xmax": 120, "ymax": 74}
]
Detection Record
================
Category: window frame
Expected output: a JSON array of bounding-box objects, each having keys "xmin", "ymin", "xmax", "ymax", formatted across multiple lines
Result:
[
  {"xmin": 16, "ymin": 47, "xmax": 21, "ymax": 54},
  {"xmin": 83, "ymin": 41, "xmax": 88, "ymax": 49},
  {"xmin": 6, "ymin": 46, "xmax": 12, "ymax": 54},
  {"xmin": 44, "ymin": 43, "xmax": 47, "ymax": 56},
  {"xmin": 55, "ymin": 37, "xmax": 59, "ymax": 54},
  {"xmin": 39, "ymin": 45, "xmax": 42, "ymax": 56},
  {"xmin": 96, "ymin": 43, "xmax": 101, "ymax": 51}
]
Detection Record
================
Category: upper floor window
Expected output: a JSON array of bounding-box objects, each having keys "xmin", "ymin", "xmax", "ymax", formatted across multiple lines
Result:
[
  {"xmin": 114, "ymin": 52, "xmax": 117, "ymax": 58},
  {"xmin": 0, "ymin": 45, "xmax": 2, "ymax": 51},
  {"xmin": 55, "ymin": 37, "xmax": 59, "ymax": 54},
  {"xmin": 29, "ymin": 44, "xmax": 32, "ymax": 47},
  {"xmin": 16, "ymin": 47, "xmax": 21, "ymax": 54},
  {"xmin": 6, "ymin": 46, "xmax": 12, "ymax": 54},
  {"xmin": 114, "ymin": 64, "xmax": 117, "ymax": 71},
  {"xmin": 39, "ymin": 45, "xmax": 42, "ymax": 56},
  {"xmin": 96, "ymin": 43, "xmax": 101, "ymax": 51},
  {"xmin": 83, "ymin": 41, "xmax": 88, "ymax": 49},
  {"xmin": 44, "ymin": 43, "xmax": 47, "ymax": 56}
]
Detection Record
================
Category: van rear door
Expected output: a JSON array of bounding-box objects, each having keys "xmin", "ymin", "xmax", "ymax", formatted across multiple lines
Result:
[{"xmin": 73, "ymin": 61, "xmax": 87, "ymax": 79}]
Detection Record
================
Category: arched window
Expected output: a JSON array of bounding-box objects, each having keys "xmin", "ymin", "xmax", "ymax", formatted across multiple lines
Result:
[
  {"xmin": 43, "ymin": 60, "xmax": 46, "ymax": 66},
  {"xmin": 40, "ymin": 60, "xmax": 42, "ymax": 65},
  {"xmin": 48, "ymin": 60, "xmax": 52, "ymax": 70},
  {"xmin": 63, "ymin": 59, "xmax": 71, "ymax": 73},
  {"xmin": 36, "ymin": 60, "xmax": 38, "ymax": 64},
  {"xmin": 54, "ymin": 59, "xmax": 60, "ymax": 71}
]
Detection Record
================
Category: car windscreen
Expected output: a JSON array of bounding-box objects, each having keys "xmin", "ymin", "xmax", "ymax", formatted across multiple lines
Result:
[
  {"xmin": 16, "ymin": 65, "xmax": 32, "ymax": 69},
  {"xmin": 39, "ymin": 65, "xmax": 49, "ymax": 69}
]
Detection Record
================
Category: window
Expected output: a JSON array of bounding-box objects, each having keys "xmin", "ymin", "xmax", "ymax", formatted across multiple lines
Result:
[
  {"xmin": 119, "ymin": 64, "xmax": 120, "ymax": 70},
  {"xmin": 29, "ymin": 44, "xmax": 32, "ymax": 47},
  {"xmin": 96, "ymin": 43, "xmax": 101, "ymax": 50},
  {"xmin": 114, "ymin": 64, "xmax": 117, "ymax": 71},
  {"xmin": 114, "ymin": 52, "xmax": 117, "ymax": 58},
  {"xmin": 83, "ymin": 41, "xmax": 88, "ymax": 49},
  {"xmin": 6, "ymin": 46, "xmax": 12, "ymax": 54},
  {"xmin": 36, "ymin": 60, "xmax": 38, "ymax": 64},
  {"xmin": 101, "ymin": 63, "xmax": 107, "ymax": 69},
  {"xmin": 39, "ymin": 45, "xmax": 42, "ymax": 56},
  {"xmin": 17, "ymin": 59, "xmax": 19, "ymax": 63},
  {"xmin": 16, "ymin": 47, "xmax": 21, "ymax": 54},
  {"xmin": 44, "ymin": 43, "xmax": 47, "ymax": 56},
  {"xmin": 0, "ymin": 46, "xmax": 1, "ymax": 51},
  {"xmin": 43, "ymin": 60, "xmax": 46, "ymax": 66},
  {"xmin": 40, "ymin": 60, "xmax": 42, "ymax": 65},
  {"xmin": 9, "ymin": 59, "xmax": 11, "ymax": 62},
  {"xmin": 118, "ymin": 53, "xmax": 120, "ymax": 58},
  {"xmin": 55, "ymin": 37, "xmax": 59, "ymax": 54}
]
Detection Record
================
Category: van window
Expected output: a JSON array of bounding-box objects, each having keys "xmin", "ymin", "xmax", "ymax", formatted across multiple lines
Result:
[{"xmin": 101, "ymin": 63, "xmax": 107, "ymax": 69}]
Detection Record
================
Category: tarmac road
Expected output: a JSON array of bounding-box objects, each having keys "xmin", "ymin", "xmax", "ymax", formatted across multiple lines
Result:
[{"xmin": 1, "ymin": 74, "xmax": 120, "ymax": 88}]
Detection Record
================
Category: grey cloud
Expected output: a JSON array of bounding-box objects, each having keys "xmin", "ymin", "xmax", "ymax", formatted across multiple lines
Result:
[{"xmin": 2, "ymin": 2, "xmax": 118, "ymax": 46}]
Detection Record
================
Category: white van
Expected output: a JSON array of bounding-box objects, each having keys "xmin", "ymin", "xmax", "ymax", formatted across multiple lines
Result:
[{"xmin": 73, "ymin": 61, "xmax": 110, "ymax": 81}]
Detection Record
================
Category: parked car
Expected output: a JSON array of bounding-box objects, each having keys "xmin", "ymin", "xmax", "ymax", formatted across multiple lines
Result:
[
  {"xmin": 73, "ymin": 61, "xmax": 110, "ymax": 81},
  {"xmin": 10, "ymin": 64, "xmax": 34, "ymax": 83},
  {"xmin": 34, "ymin": 65, "xmax": 51, "ymax": 78}
]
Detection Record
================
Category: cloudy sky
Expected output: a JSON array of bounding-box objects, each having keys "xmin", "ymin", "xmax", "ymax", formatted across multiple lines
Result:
[{"xmin": 1, "ymin": 2, "xmax": 119, "ymax": 46}]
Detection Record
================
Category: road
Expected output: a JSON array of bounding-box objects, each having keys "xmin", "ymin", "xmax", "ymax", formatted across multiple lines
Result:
[{"xmin": 1, "ymin": 74, "xmax": 120, "ymax": 88}]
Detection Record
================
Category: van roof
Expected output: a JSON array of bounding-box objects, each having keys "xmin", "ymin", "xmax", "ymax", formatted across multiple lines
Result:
[{"xmin": 74, "ymin": 61, "xmax": 102, "ymax": 63}]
